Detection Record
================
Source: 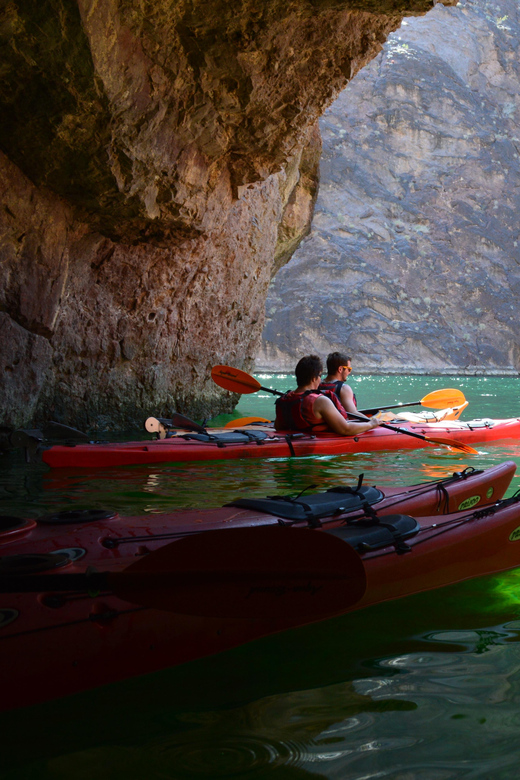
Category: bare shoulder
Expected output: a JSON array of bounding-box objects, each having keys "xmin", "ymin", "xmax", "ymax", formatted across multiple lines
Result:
[
  {"xmin": 313, "ymin": 394, "xmax": 334, "ymax": 414},
  {"xmin": 341, "ymin": 383, "xmax": 354, "ymax": 399},
  {"xmin": 314, "ymin": 393, "xmax": 333, "ymax": 407}
]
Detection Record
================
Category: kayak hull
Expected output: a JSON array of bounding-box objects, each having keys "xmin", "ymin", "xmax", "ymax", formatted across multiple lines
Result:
[
  {"xmin": 0, "ymin": 462, "xmax": 519, "ymax": 711},
  {"xmin": 3, "ymin": 492, "xmax": 520, "ymax": 712},
  {"xmin": 41, "ymin": 417, "xmax": 520, "ymax": 468}
]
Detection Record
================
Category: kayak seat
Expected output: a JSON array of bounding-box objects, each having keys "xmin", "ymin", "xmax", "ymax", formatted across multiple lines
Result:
[
  {"xmin": 466, "ymin": 419, "xmax": 493, "ymax": 429},
  {"xmin": 326, "ymin": 514, "xmax": 420, "ymax": 553},
  {"xmin": 0, "ymin": 516, "xmax": 34, "ymax": 535},
  {"xmin": 226, "ymin": 485, "xmax": 384, "ymax": 522},
  {"xmin": 180, "ymin": 431, "xmax": 269, "ymax": 445},
  {"xmin": 36, "ymin": 509, "xmax": 118, "ymax": 526}
]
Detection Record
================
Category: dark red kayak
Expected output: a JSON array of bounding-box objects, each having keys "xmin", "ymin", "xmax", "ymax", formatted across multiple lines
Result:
[
  {"xmin": 0, "ymin": 461, "xmax": 516, "ymax": 560},
  {"xmin": 2, "ymin": 467, "xmax": 520, "ymax": 712}
]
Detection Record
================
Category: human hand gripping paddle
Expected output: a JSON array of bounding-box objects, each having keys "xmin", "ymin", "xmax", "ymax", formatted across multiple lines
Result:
[
  {"xmin": 211, "ymin": 365, "xmax": 477, "ymax": 455},
  {"xmin": 0, "ymin": 527, "xmax": 366, "ymax": 621}
]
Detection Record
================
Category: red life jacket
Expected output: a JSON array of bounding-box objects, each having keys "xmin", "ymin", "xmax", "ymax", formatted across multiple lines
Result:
[
  {"xmin": 274, "ymin": 389, "xmax": 350, "ymax": 432},
  {"xmin": 319, "ymin": 380, "xmax": 357, "ymax": 409}
]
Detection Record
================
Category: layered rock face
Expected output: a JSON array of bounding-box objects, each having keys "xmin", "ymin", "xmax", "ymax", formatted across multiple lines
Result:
[
  {"xmin": 259, "ymin": 0, "xmax": 520, "ymax": 375},
  {"xmin": 0, "ymin": 0, "xmax": 436, "ymax": 429}
]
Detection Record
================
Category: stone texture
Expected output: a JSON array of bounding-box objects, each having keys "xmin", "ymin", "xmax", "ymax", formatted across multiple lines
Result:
[
  {"xmin": 258, "ymin": 0, "xmax": 520, "ymax": 375},
  {"xmin": 0, "ymin": 0, "xmax": 438, "ymax": 429}
]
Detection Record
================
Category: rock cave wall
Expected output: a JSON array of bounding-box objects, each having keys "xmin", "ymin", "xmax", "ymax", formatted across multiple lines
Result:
[
  {"xmin": 0, "ymin": 0, "xmax": 437, "ymax": 430},
  {"xmin": 258, "ymin": 0, "xmax": 520, "ymax": 375}
]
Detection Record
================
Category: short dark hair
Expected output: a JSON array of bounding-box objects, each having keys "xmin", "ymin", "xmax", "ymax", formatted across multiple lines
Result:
[
  {"xmin": 295, "ymin": 354, "xmax": 323, "ymax": 387},
  {"xmin": 326, "ymin": 351, "xmax": 351, "ymax": 374}
]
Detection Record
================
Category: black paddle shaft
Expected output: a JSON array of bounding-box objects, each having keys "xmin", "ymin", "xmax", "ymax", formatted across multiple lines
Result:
[
  {"xmin": 359, "ymin": 401, "xmax": 420, "ymax": 415},
  {"xmin": 379, "ymin": 422, "xmax": 433, "ymax": 443},
  {"xmin": 347, "ymin": 410, "xmax": 436, "ymax": 444},
  {"xmin": 259, "ymin": 385, "xmax": 284, "ymax": 396}
]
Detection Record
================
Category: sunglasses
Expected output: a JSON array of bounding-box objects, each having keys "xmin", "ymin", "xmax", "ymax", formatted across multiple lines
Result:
[{"xmin": 340, "ymin": 365, "xmax": 352, "ymax": 373}]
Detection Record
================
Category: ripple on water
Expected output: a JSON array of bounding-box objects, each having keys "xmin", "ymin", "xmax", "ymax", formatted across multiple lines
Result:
[{"xmin": 153, "ymin": 734, "xmax": 307, "ymax": 776}]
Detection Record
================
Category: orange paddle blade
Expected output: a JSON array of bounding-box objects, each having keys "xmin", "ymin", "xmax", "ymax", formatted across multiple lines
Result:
[
  {"xmin": 423, "ymin": 435, "xmax": 478, "ymax": 455},
  {"xmin": 0, "ymin": 528, "xmax": 367, "ymax": 622},
  {"xmin": 224, "ymin": 417, "xmax": 272, "ymax": 428},
  {"xmin": 421, "ymin": 388, "xmax": 466, "ymax": 409},
  {"xmin": 212, "ymin": 365, "xmax": 262, "ymax": 394}
]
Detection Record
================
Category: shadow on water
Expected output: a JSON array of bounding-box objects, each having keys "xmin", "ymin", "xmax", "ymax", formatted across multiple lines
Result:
[{"xmin": 3, "ymin": 567, "xmax": 520, "ymax": 778}]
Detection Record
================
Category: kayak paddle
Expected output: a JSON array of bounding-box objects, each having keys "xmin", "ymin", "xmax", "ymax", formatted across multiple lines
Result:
[
  {"xmin": 144, "ymin": 413, "xmax": 206, "ymax": 435},
  {"xmin": 41, "ymin": 422, "xmax": 90, "ymax": 441},
  {"xmin": 0, "ymin": 526, "xmax": 366, "ymax": 621},
  {"xmin": 346, "ymin": 409, "xmax": 478, "ymax": 454},
  {"xmin": 211, "ymin": 365, "xmax": 477, "ymax": 455},
  {"xmin": 212, "ymin": 366, "xmax": 466, "ymax": 414},
  {"xmin": 359, "ymin": 388, "xmax": 467, "ymax": 416},
  {"xmin": 224, "ymin": 417, "xmax": 272, "ymax": 428},
  {"xmin": 212, "ymin": 365, "xmax": 284, "ymax": 396}
]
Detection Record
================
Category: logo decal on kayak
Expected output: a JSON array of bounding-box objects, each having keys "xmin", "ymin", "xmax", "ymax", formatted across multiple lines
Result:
[
  {"xmin": 509, "ymin": 527, "xmax": 520, "ymax": 542},
  {"xmin": 486, "ymin": 487, "xmax": 494, "ymax": 499},
  {"xmin": 458, "ymin": 495, "xmax": 481, "ymax": 511}
]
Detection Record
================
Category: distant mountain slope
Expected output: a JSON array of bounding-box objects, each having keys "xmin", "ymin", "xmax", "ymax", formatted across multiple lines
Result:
[{"xmin": 258, "ymin": 0, "xmax": 520, "ymax": 375}]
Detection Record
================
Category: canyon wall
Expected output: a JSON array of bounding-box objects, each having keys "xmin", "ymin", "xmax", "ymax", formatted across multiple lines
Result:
[
  {"xmin": 0, "ymin": 0, "xmax": 437, "ymax": 429},
  {"xmin": 258, "ymin": 0, "xmax": 520, "ymax": 375}
]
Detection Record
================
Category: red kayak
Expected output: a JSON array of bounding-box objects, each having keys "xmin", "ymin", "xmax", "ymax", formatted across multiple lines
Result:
[
  {"xmin": 2, "ymin": 472, "xmax": 520, "ymax": 712},
  {"xmin": 40, "ymin": 417, "xmax": 520, "ymax": 468},
  {"xmin": 0, "ymin": 461, "xmax": 516, "ymax": 560}
]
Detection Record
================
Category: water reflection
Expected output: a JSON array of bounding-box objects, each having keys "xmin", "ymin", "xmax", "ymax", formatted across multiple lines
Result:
[
  {"xmin": 3, "ymin": 375, "xmax": 520, "ymax": 778},
  {"xmin": 3, "ymin": 445, "xmax": 517, "ymax": 521},
  {"xmin": 4, "ymin": 572, "xmax": 520, "ymax": 778}
]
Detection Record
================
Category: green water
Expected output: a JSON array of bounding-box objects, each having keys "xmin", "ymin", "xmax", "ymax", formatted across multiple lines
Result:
[{"xmin": 2, "ymin": 374, "xmax": 520, "ymax": 779}]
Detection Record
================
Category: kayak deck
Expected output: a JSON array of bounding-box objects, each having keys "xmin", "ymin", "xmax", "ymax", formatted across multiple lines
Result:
[
  {"xmin": 41, "ymin": 417, "xmax": 520, "ymax": 468},
  {"xmin": 2, "ymin": 461, "xmax": 516, "ymax": 560}
]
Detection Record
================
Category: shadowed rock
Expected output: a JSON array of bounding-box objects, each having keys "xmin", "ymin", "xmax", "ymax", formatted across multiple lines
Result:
[{"xmin": 0, "ymin": 0, "xmax": 439, "ymax": 428}]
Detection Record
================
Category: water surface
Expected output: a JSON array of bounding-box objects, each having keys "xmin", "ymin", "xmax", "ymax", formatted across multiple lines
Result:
[{"xmin": 2, "ymin": 374, "xmax": 520, "ymax": 779}]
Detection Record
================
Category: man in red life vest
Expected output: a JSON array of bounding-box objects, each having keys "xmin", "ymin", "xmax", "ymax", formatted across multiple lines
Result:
[
  {"xmin": 319, "ymin": 351, "xmax": 357, "ymax": 414},
  {"xmin": 274, "ymin": 354, "xmax": 383, "ymax": 435}
]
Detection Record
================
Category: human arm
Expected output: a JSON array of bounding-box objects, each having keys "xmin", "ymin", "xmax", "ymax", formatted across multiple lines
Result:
[
  {"xmin": 313, "ymin": 396, "xmax": 382, "ymax": 436},
  {"xmin": 338, "ymin": 383, "xmax": 357, "ymax": 414}
]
